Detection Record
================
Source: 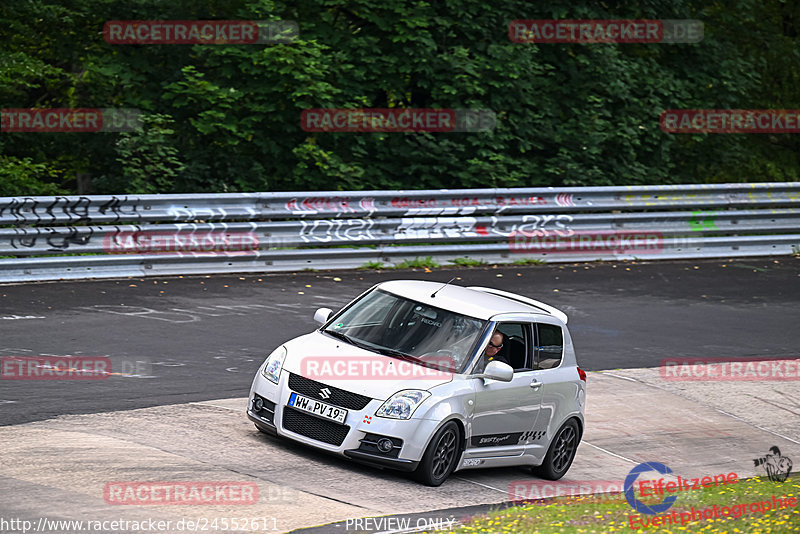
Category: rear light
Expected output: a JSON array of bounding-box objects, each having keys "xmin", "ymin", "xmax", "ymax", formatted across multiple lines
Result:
[{"xmin": 577, "ymin": 367, "xmax": 587, "ymax": 382}]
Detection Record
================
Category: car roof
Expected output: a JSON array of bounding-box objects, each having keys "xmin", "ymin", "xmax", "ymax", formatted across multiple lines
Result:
[{"xmin": 375, "ymin": 280, "xmax": 567, "ymax": 323}]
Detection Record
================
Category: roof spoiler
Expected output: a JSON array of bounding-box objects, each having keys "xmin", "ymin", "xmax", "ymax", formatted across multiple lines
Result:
[{"xmin": 467, "ymin": 286, "xmax": 569, "ymax": 324}]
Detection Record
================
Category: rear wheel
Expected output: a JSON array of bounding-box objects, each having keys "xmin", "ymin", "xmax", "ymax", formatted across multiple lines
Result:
[
  {"xmin": 533, "ymin": 419, "xmax": 579, "ymax": 480},
  {"xmin": 414, "ymin": 421, "xmax": 460, "ymax": 486}
]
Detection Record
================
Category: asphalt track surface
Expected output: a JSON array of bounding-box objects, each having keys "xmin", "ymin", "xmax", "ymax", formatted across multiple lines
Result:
[{"xmin": 1, "ymin": 257, "xmax": 798, "ymax": 426}]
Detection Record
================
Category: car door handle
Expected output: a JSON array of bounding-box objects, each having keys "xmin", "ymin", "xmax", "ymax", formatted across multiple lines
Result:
[{"xmin": 530, "ymin": 380, "xmax": 543, "ymax": 390}]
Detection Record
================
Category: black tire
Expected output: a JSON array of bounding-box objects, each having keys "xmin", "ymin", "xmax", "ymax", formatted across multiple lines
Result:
[
  {"xmin": 533, "ymin": 419, "xmax": 580, "ymax": 480},
  {"xmin": 414, "ymin": 421, "xmax": 460, "ymax": 486}
]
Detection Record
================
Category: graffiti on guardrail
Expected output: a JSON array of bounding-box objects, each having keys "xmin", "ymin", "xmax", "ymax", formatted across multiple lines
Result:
[
  {"xmin": 1, "ymin": 184, "xmax": 797, "ymax": 282},
  {"xmin": 295, "ymin": 214, "xmax": 576, "ymax": 242},
  {"xmin": 8, "ymin": 226, "xmax": 95, "ymax": 252},
  {"xmin": 99, "ymin": 196, "xmax": 141, "ymax": 222},
  {"xmin": 283, "ymin": 194, "xmax": 552, "ymax": 217},
  {"xmin": 689, "ymin": 211, "xmax": 718, "ymax": 231},
  {"xmin": 394, "ymin": 195, "xmax": 548, "ymax": 216},
  {"xmin": 0, "ymin": 196, "xmax": 91, "ymax": 224},
  {"xmin": 166, "ymin": 205, "xmax": 256, "ymax": 221},
  {"xmin": 286, "ymin": 197, "xmax": 375, "ymax": 216},
  {"xmin": 0, "ymin": 195, "xmax": 140, "ymax": 225},
  {"xmin": 394, "ymin": 217, "xmax": 481, "ymax": 240},
  {"xmin": 395, "ymin": 214, "xmax": 574, "ymax": 241},
  {"xmin": 299, "ymin": 219, "xmax": 377, "ymax": 243}
]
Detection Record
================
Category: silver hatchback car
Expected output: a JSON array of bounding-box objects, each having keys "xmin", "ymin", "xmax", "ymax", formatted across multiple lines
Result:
[{"xmin": 248, "ymin": 280, "xmax": 586, "ymax": 486}]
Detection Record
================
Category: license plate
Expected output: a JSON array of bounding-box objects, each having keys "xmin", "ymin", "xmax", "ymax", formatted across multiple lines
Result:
[{"xmin": 288, "ymin": 392, "xmax": 347, "ymax": 424}]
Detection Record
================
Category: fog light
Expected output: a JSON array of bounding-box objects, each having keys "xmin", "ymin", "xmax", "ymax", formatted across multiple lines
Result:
[
  {"xmin": 377, "ymin": 438, "xmax": 393, "ymax": 453},
  {"xmin": 253, "ymin": 397, "xmax": 264, "ymax": 411}
]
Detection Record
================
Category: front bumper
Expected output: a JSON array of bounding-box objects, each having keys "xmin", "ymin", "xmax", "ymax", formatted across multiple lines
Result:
[
  {"xmin": 248, "ymin": 371, "xmax": 439, "ymax": 470},
  {"xmin": 343, "ymin": 449, "xmax": 419, "ymax": 472},
  {"xmin": 247, "ymin": 410, "xmax": 278, "ymax": 435}
]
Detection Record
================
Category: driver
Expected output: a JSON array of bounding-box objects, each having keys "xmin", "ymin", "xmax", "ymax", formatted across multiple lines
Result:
[{"xmin": 484, "ymin": 331, "xmax": 510, "ymax": 366}]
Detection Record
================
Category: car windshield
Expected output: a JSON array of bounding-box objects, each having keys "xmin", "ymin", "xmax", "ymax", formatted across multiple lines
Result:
[{"xmin": 322, "ymin": 289, "xmax": 486, "ymax": 374}]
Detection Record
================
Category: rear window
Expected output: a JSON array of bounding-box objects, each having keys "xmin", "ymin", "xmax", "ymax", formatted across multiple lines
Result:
[{"xmin": 536, "ymin": 323, "xmax": 564, "ymax": 369}]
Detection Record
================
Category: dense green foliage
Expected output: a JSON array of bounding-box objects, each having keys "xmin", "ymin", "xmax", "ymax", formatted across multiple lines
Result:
[{"xmin": 1, "ymin": 0, "xmax": 798, "ymax": 195}]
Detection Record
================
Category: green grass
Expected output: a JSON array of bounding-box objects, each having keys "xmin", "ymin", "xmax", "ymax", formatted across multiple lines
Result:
[
  {"xmin": 436, "ymin": 475, "xmax": 799, "ymax": 534},
  {"xmin": 512, "ymin": 258, "xmax": 546, "ymax": 265},
  {"xmin": 449, "ymin": 257, "xmax": 488, "ymax": 267},
  {"xmin": 358, "ymin": 261, "xmax": 385, "ymax": 270},
  {"xmin": 393, "ymin": 256, "xmax": 440, "ymax": 269}
]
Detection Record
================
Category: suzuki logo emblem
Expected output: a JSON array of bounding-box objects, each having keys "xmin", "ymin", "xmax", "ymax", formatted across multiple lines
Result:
[{"xmin": 319, "ymin": 387, "xmax": 331, "ymax": 399}]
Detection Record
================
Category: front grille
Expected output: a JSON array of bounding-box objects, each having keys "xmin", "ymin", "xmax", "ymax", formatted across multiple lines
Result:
[
  {"xmin": 288, "ymin": 373, "xmax": 372, "ymax": 410},
  {"xmin": 282, "ymin": 407, "xmax": 350, "ymax": 446}
]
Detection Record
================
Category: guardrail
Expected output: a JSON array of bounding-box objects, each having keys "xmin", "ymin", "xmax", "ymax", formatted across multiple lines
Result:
[{"xmin": 1, "ymin": 183, "xmax": 798, "ymax": 282}]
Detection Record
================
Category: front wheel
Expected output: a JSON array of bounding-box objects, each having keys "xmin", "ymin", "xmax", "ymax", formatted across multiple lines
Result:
[
  {"xmin": 533, "ymin": 419, "xmax": 579, "ymax": 480},
  {"xmin": 414, "ymin": 421, "xmax": 460, "ymax": 486}
]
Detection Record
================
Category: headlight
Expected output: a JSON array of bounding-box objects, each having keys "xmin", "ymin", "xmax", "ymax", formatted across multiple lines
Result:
[
  {"xmin": 261, "ymin": 346, "xmax": 287, "ymax": 384},
  {"xmin": 376, "ymin": 390, "xmax": 431, "ymax": 420}
]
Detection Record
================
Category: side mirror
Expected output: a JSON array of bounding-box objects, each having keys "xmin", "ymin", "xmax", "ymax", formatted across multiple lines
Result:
[
  {"xmin": 313, "ymin": 307, "xmax": 333, "ymax": 325},
  {"xmin": 475, "ymin": 360, "xmax": 513, "ymax": 382}
]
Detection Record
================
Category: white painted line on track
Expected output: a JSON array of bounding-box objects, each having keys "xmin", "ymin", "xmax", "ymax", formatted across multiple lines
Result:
[
  {"xmin": 581, "ymin": 441, "xmax": 639, "ymax": 464},
  {"xmin": 452, "ymin": 476, "xmax": 509, "ymax": 495},
  {"xmin": 603, "ymin": 369, "xmax": 800, "ymax": 446},
  {"xmin": 598, "ymin": 371, "xmax": 638, "ymax": 382},
  {"xmin": 709, "ymin": 406, "xmax": 800, "ymax": 446}
]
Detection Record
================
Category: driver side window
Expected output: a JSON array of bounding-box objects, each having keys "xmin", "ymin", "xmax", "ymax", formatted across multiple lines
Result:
[{"xmin": 491, "ymin": 322, "xmax": 533, "ymax": 372}]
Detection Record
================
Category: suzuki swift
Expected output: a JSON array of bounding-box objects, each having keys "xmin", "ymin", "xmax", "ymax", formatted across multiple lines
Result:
[{"xmin": 248, "ymin": 280, "xmax": 586, "ymax": 486}]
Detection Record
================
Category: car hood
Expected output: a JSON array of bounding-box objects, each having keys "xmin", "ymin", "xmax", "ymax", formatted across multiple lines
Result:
[{"xmin": 280, "ymin": 331, "xmax": 454, "ymax": 400}]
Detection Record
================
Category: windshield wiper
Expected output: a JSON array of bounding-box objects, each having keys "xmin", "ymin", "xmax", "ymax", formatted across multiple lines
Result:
[
  {"xmin": 324, "ymin": 329, "xmax": 362, "ymax": 348},
  {"xmin": 374, "ymin": 347, "xmax": 422, "ymax": 362}
]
